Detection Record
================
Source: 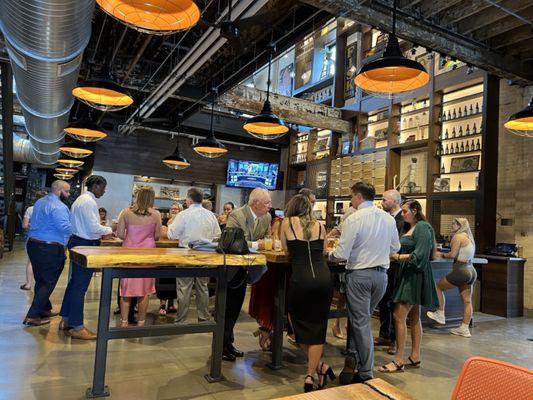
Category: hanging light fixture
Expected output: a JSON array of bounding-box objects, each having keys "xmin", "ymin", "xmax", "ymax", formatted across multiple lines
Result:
[
  {"xmin": 54, "ymin": 173, "xmax": 75, "ymax": 180},
  {"xmin": 72, "ymin": 78, "xmax": 133, "ymax": 112},
  {"xmin": 162, "ymin": 115, "xmax": 190, "ymax": 170},
  {"xmin": 57, "ymin": 157, "xmax": 85, "ymax": 168},
  {"xmin": 192, "ymin": 89, "xmax": 228, "ymax": 158},
  {"xmin": 56, "ymin": 167, "xmax": 79, "ymax": 175},
  {"xmin": 243, "ymin": 44, "xmax": 289, "ymax": 140},
  {"xmin": 354, "ymin": 0, "xmax": 429, "ymax": 99},
  {"xmin": 64, "ymin": 119, "xmax": 108, "ymax": 142},
  {"xmin": 96, "ymin": 0, "xmax": 200, "ymax": 35},
  {"xmin": 60, "ymin": 141, "xmax": 93, "ymax": 158},
  {"xmin": 505, "ymin": 97, "xmax": 533, "ymax": 137}
]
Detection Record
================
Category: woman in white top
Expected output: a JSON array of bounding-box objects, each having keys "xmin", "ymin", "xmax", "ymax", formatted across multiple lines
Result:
[
  {"xmin": 20, "ymin": 191, "xmax": 48, "ymax": 290},
  {"xmin": 428, "ymin": 218, "xmax": 477, "ymax": 337}
]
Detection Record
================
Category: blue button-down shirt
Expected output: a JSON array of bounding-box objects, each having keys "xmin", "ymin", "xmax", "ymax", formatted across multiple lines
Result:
[{"xmin": 28, "ymin": 193, "xmax": 72, "ymax": 245}]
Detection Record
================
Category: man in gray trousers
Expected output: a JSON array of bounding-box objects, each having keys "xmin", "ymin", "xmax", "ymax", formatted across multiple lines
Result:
[{"xmin": 329, "ymin": 182, "xmax": 400, "ymax": 383}]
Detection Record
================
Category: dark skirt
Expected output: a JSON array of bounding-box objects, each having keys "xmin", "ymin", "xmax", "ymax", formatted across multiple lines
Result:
[{"xmin": 156, "ymin": 278, "xmax": 177, "ymax": 300}]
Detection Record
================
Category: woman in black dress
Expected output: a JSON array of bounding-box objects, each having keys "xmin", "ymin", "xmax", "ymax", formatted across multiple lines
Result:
[{"xmin": 280, "ymin": 194, "xmax": 335, "ymax": 392}]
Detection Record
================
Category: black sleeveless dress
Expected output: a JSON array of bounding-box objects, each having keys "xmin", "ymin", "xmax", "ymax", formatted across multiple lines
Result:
[{"xmin": 286, "ymin": 219, "xmax": 333, "ymax": 345}]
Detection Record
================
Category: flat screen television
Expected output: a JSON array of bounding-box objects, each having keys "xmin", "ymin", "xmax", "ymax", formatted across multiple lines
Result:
[{"xmin": 226, "ymin": 159, "xmax": 279, "ymax": 190}]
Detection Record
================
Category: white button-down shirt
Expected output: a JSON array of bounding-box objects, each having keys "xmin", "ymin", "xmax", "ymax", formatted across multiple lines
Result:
[
  {"xmin": 71, "ymin": 191, "xmax": 113, "ymax": 240},
  {"xmin": 167, "ymin": 203, "xmax": 221, "ymax": 246},
  {"xmin": 330, "ymin": 201, "xmax": 401, "ymax": 270}
]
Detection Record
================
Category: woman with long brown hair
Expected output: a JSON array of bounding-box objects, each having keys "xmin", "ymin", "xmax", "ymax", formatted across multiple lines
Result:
[
  {"xmin": 117, "ymin": 186, "xmax": 162, "ymax": 327},
  {"xmin": 379, "ymin": 199, "xmax": 438, "ymax": 373},
  {"xmin": 280, "ymin": 194, "xmax": 334, "ymax": 392}
]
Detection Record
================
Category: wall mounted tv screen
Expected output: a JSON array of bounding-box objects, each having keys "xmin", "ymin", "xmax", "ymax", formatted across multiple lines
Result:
[{"xmin": 226, "ymin": 159, "xmax": 279, "ymax": 190}]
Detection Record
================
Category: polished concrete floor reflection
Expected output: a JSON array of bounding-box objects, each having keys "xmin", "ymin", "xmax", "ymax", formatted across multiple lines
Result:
[{"xmin": 1, "ymin": 242, "xmax": 532, "ymax": 400}]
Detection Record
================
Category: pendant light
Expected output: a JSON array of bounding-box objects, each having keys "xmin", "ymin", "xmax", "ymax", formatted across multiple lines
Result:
[
  {"xmin": 72, "ymin": 78, "xmax": 133, "ymax": 112},
  {"xmin": 57, "ymin": 157, "xmax": 85, "ymax": 168},
  {"xmin": 354, "ymin": 0, "xmax": 429, "ymax": 99},
  {"xmin": 55, "ymin": 167, "xmax": 79, "ymax": 175},
  {"xmin": 96, "ymin": 0, "xmax": 200, "ymax": 35},
  {"xmin": 64, "ymin": 119, "xmax": 108, "ymax": 142},
  {"xmin": 243, "ymin": 43, "xmax": 289, "ymax": 140},
  {"xmin": 60, "ymin": 141, "xmax": 93, "ymax": 158},
  {"xmin": 192, "ymin": 89, "xmax": 228, "ymax": 158},
  {"xmin": 162, "ymin": 115, "xmax": 190, "ymax": 170},
  {"xmin": 505, "ymin": 97, "xmax": 533, "ymax": 137},
  {"xmin": 54, "ymin": 173, "xmax": 75, "ymax": 180}
]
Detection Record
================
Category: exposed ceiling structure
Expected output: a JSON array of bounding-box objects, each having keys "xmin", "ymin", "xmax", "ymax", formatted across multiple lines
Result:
[{"xmin": 301, "ymin": 0, "xmax": 533, "ymax": 85}]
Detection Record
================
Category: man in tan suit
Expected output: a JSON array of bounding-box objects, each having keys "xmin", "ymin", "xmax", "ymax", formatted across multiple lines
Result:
[{"xmin": 222, "ymin": 188, "xmax": 272, "ymax": 361}]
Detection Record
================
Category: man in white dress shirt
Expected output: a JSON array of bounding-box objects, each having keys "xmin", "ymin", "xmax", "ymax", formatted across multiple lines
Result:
[
  {"xmin": 59, "ymin": 176, "xmax": 113, "ymax": 340},
  {"xmin": 329, "ymin": 182, "xmax": 400, "ymax": 383},
  {"xmin": 168, "ymin": 188, "xmax": 221, "ymax": 323}
]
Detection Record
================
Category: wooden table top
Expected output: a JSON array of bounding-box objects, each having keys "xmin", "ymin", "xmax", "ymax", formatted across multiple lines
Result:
[
  {"xmin": 273, "ymin": 378, "xmax": 414, "ymax": 400},
  {"xmin": 100, "ymin": 238, "xmax": 180, "ymax": 248},
  {"xmin": 70, "ymin": 246, "xmax": 267, "ymax": 269}
]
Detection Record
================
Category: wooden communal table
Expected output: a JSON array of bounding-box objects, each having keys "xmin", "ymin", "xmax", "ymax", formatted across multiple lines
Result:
[
  {"xmin": 70, "ymin": 246, "xmax": 266, "ymax": 399},
  {"xmin": 100, "ymin": 237, "xmax": 179, "ymax": 248},
  {"xmin": 273, "ymin": 378, "xmax": 415, "ymax": 400},
  {"xmin": 261, "ymin": 250, "xmax": 347, "ymax": 370}
]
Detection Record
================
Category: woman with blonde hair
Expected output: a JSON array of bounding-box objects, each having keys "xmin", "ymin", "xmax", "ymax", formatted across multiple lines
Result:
[
  {"xmin": 117, "ymin": 186, "xmax": 162, "ymax": 327},
  {"xmin": 280, "ymin": 194, "xmax": 334, "ymax": 392},
  {"xmin": 427, "ymin": 218, "xmax": 477, "ymax": 337}
]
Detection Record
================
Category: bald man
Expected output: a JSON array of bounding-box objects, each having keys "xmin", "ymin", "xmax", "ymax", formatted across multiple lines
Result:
[
  {"xmin": 375, "ymin": 190, "xmax": 408, "ymax": 353},
  {"xmin": 222, "ymin": 188, "xmax": 272, "ymax": 361},
  {"xmin": 24, "ymin": 180, "xmax": 72, "ymax": 327}
]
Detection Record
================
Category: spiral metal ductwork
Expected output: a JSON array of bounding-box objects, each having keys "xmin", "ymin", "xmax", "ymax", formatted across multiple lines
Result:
[{"xmin": 0, "ymin": 0, "xmax": 94, "ymax": 164}]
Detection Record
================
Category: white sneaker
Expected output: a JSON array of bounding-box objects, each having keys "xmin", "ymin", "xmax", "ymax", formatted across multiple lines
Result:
[
  {"xmin": 426, "ymin": 310, "xmax": 446, "ymax": 325},
  {"xmin": 450, "ymin": 325, "xmax": 471, "ymax": 338}
]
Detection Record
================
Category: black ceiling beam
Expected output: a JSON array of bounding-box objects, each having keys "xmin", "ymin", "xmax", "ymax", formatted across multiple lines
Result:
[
  {"xmin": 419, "ymin": 0, "xmax": 464, "ymax": 18},
  {"xmin": 473, "ymin": 7, "xmax": 533, "ymax": 42},
  {"xmin": 491, "ymin": 25, "xmax": 533, "ymax": 50},
  {"xmin": 441, "ymin": 0, "xmax": 500, "ymax": 26},
  {"xmin": 301, "ymin": 0, "xmax": 533, "ymax": 84}
]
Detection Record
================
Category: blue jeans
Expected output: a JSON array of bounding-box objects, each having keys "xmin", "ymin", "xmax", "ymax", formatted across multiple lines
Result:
[
  {"xmin": 26, "ymin": 240, "xmax": 66, "ymax": 318},
  {"xmin": 59, "ymin": 236, "xmax": 100, "ymax": 330},
  {"xmin": 345, "ymin": 267, "xmax": 388, "ymax": 381}
]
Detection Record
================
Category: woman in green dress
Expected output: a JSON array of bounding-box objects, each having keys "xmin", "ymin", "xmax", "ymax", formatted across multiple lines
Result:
[{"xmin": 379, "ymin": 200, "xmax": 438, "ymax": 373}]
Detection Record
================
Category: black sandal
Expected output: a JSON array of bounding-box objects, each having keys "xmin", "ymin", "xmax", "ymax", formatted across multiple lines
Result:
[
  {"xmin": 378, "ymin": 360, "xmax": 405, "ymax": 373},
  {"xmin": 316, "ymin": 362, "xmax": 336, "ymax": 389},
  {"xmin": 20, "ymin": 284, "xmax": 31, "ymax": 291},
  {"xmin": 405, "ymin": 356, "xmax": 421, "ymax": 369},
  {"xmin": 304, "ymin": 375, "xmax": 315, "ymax": 392}
]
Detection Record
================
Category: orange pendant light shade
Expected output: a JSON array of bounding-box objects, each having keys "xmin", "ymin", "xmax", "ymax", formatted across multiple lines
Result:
[
  {"xmin": 505, "ymin": 97, "xmax": 533, "ymax": 137},
  {"xmin": 54, "ymin": 173, "xmax": 75, "ymax": 180},
  {"xmin": 57, "ymin": 158, "xmax": 84, "ymax": 168},
  {"xmin": 65, "ymin": 120, "xmax": 108, "ymax": 142},
  {"xmin": 96, "ymin": 0, "xmax": 201, "ymax": 34},
  {"xmin": 60, "ymin": 141, "xmax": 93, "ymax": 159},
  {"xmin": 73, "ymin": 79, "xmax": 133, "ymax": 112},
  {"xmin": 56, "ymin": 167, "xmax": 79, "ymax": 175}
]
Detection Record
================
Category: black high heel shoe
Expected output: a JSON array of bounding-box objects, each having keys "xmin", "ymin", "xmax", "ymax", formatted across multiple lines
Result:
[
  {"xmin": 304, "ymin": 375, "xmax": 315, "ymax": 392},
  {"xmin": 317, "ymin": 362, "xmax": 336, "ymax": 389}
]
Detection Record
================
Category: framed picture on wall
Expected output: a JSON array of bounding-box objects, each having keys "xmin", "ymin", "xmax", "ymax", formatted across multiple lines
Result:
[
  {"xmin": 278, "ymin": 64, "xmax": 293, "ymax": 97},
  {"xmin": 450, "ymin": 155, "xmax": 480, "ymax": 173},
  {"xmin": 344, "ymin": 42, "xmax": 356, "ymax": 100}
]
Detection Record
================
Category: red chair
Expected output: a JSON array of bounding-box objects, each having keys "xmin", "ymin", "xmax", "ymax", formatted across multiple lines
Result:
[{"xmin": 451, "ymin": 356, "xmax": 533, "ymax": 400}]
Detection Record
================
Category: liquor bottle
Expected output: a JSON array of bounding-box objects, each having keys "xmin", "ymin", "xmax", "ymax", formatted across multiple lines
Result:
[
  {"xmin": 469, "ymin": 104, "xmax": 473, "ymax": 115},
  {"xmin": 435, "ymin": 145, "xmax": 441, "ymax": 157},
  {"xmin": 465, "ymin": 141, "xmax": 470, "ymax": 152},
  {"xmin": 441, "ymin": 164, "xmax": 445, "ymax": 174},
  {"xmin": 476, "ymin": 139, "xmax": 481, "ymax": 150},
  {"xmin": 445, "ymin": 144, "xmax": 449, "ymax": 154},
  {"xmin": 458, "ymin": 126, "xmax": 463, "ymax": 136},
  {"xmin": 458, "ymin": 181, "xmax": 462, "ymax": 191},
  {"xmin": 438, "ymin": 113, "xmax": 442, "ymax": 123},
  {"xmin": 464, "ymin": 105, "xmax": 468, "ymax": 116},
  {"xmin": 475, "ymin": 102, "xmax": 479, "ymax": 114},
  {"xmin": 452, "ymin": 127, "xmax": 456, "ymax": 138},
  {"xmin": 460, "ymin": 141, "xmax": 465, "ymax": 152},
  {"xmin": 471, "ymin": 139, "xmax": 475, "ymax": 150},
  {"xmin": 444, "ymin": 128, "xmax": 449, "ymax": 139},
  {"xmin": 453, "ymin": 108, "xmax": 457, "ymax": 119},
  {"xmin": 465, "ymin": 124, "xmax": 470, "ymax": 135},
  {"xmin": 472, "ymin": 123, "xmax": 477, "ymax": 134},
  {"xmin": 442, "ymin": 111, "xmax": 446, "ymax": 121},
  {"xmin": 447, "ymin": 110, "xmax": 451, "ymax": 120},
  {"xmin": 458, "ymin": 107, "xmax": 462, "ymax": 118}
]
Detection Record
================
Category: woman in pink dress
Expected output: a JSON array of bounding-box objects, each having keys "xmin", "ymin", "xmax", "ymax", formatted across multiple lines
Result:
[{"xmin": 117, "ymin": 186, "xmax": 162, "ymax": 327}]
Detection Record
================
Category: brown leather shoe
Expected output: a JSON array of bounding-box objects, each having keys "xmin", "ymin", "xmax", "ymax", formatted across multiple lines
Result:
[
  {"xmin": 58, "ymin": 319, "xmax": 72, "ymax": 331},
  {"xmin": 68, "ymin": 327, "xmax": 97, "ymax": 340},
  {"xmin": 23, "ymin": 317, "xmax": 50, "ymax": 326},
  {"xmin": 387, "ymin": 342, "xmax": 397, "ymax": 355},
  {"xmin": 41, "ymin": 310, "xmax": 59, "ymax": 318},
  {"xmin": 374, "ymin": 336, "xmax": 392, "ymax": 346}
]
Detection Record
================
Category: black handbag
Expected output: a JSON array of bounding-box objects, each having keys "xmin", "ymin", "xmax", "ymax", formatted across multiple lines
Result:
[{"xmin": 216, "ymin": 227, "xmax": 249, "ymax": 255}]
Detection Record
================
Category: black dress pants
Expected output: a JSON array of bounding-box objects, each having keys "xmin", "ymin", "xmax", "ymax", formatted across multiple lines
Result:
[
  {"xmin": 378, "ymin": 262, "xmax": 399, "ymax": 341},
  {"xmin": 223, "ymin": 268, "xmax": 247, "ymax": 348}
]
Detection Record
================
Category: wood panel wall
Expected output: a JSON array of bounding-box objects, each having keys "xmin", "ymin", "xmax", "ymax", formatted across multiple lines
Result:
[{"xmin": 93, "ymin": 129, "xmax": 281, "ymax": 185}]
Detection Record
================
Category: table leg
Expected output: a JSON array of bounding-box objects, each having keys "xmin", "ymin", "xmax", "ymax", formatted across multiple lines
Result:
[
  {"xmin": 268, "ymin": 262, "xmax": 287, "ymax": 370},
  {"xmin": 86, "ymin": 269, "xmax": 113, "ymax": 398},
  {"xmin": 205, "ymin": 266, "xmax": 227, "ymax": 383}
]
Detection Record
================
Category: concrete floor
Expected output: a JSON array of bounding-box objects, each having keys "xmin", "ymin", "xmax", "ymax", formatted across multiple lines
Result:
[{"xmin": 1, "ymin": 242, "xmax": 531, "ymax": 400}]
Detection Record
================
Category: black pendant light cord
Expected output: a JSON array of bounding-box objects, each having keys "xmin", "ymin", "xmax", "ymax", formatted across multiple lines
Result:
[
  {"xmin": 266, "ymin": 45, "xmax": 273, "ymax": 103},
  {"xmin": 209, "ymin": 87, "xmax": 216, "ymax": 135},
  {"xmin": 392, "ymin": 0, "xmax": 396, "ymax": 37},
  {"xmin": 174, "ymin": 114, "xmax": 183, "ymax": 153}
]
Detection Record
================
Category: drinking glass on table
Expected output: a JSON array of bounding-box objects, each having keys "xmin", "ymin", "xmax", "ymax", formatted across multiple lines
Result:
[{"xmin": 264, "ymin": 235, "xmax": 273, "ymax": 251}]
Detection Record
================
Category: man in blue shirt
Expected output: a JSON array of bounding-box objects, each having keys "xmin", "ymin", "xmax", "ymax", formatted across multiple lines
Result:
[{"xmin": 24, "ymin": 180, "xmax": 71, "ymax": 326}]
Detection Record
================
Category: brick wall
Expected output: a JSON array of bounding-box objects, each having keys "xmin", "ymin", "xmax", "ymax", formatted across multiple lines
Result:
[{"xmin": 497, "ymin": 82, "xmax": 533, "ymax": 311}]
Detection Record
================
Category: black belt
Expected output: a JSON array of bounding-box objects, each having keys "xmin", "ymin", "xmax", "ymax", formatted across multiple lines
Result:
[
  {"xmin": 71, "ymin": 235, "xmax": 100, "ymax": 243},
  {"xmin": 28, "ymin": 238, "xmax": 64, "ymax": 247},
  {"xmin": 369, "ymin": 266, "xmax": 387, "ymax": 272}
]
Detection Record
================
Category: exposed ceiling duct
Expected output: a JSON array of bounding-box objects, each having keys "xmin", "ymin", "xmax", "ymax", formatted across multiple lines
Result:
[{"xmin": 0, "ymin": 0, "xmax": 94, "ymax": 164}]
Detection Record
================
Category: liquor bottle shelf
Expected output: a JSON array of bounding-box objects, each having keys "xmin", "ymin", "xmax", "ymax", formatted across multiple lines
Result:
[
  {"xmin": 441, "ymin": 92, "xmax": 483, "ymax": 107},
  {"xmin": 439, "ymin": 132, "xmax": 482, "ymax": 142},
  {"xmin": 438, "ymin": 148, "xmax": 481, "ymax": 157},
  {"xmin": 441, "ymin": 111, "xmax": 483, "ymax": 124},
  {"xmin": 434, "ymin": 169, "xmax": 481, "ymax": 176},
  {"xmin": 400, "ymin": 105, "xmax": 430, "ymax": 117}
]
